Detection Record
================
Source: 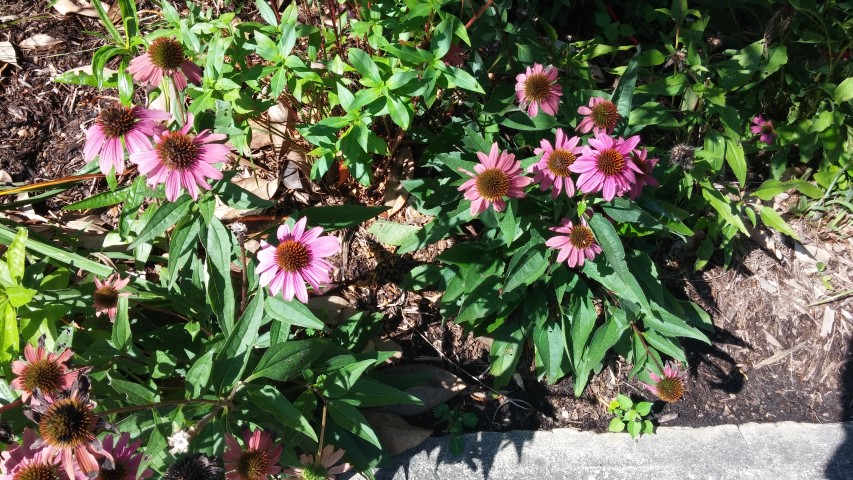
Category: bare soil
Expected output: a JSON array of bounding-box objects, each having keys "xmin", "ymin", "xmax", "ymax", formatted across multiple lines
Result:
[{"xmin": 1, "ymin": 0, "xmax": 851, "ymax": 439}]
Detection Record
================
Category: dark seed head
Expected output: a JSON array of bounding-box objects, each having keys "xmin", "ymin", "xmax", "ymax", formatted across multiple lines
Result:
[
  {"xmin": 93, "ymin": 286, "xmax": 119, "ymax": 310},
  {"xmin": 546, "ymin": 149, "xmax": 576, "ymax": 177},
  {"xmin": 148, "ymin": 37, "xmax": 186, "ymax": 71},
  {"xmin": 157, "ymin": 132, "xmax": 198, "ymax": 170},
  {"xmin": 523, "ymin": 73, "xmax": 553, "ymax": 102},
  {"xmin": 596, "ymin": 149, "xmax": 625, "ymax": 176},
  {"xmin": 668, "ymin": 143, "xmax": 695, "ymax": 170},
  {"xmin": 237, "ymin": 450, "xmax": 270, "ymax": 480},
  {"xmin": 97, "ymin": 462, "xmax": 127, "ymax": 480},
  {"xmin": 97, "ymin": 104, "xmax": 137, "ymax": 139},
  {"xmin": 38, "ymin": 397, "xmax": 96, "ymax": 449},
  {"xmin": 164, "ymin": 454, "xmax": 223, "ymax": 480},
  {"xmin": 569, "ymin": 225, "xmax": 595, "ymax": 249},
  {"xmin": 275, "ymin": 240, "xmax": 310, "ymax": 272},
  {"xmin": 475, "ymin": 168, "xmax": 511, "ymax": 201}
]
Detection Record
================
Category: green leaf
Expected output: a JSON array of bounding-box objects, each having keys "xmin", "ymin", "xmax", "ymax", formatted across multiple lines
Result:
[
  {"xmin": 724, "ymin": 138, "xmax": 747, "ymax": 187},
  {"xmin": 751, "ymin": 179, "xmax": 823, "ymax": 200},
  {"xmin": 0, "ymin": 225, "xmax": 112, "ymax": 277},
  {"xmin": 211, "ymin": 292, "xmax": 265, "ymax": 394},
  {"xmin": 246, "ymin": 385, "xmax": 318, "ymax": 441},
  {"xmin": 111, "ymin": 296, "xmax": 131, "ymax": 350},
  {"xmin": 441, "ymin": 65, "xmax": 484, "ymax": 93},
  {"xmin": 701, "ymin": 185, "xmax": 749, "ymax": 235},
  {"xmin": 759, "ymin": 206, "xmax": 800, "ymax": 240},
  {"xmin": 63, "ymin": 187, "xmax": 131, "ymax": 210},
  {"xmin": 295, "ymin": 205, "xmax": 387, "ymax": 231},
  {"xmin": 327, "ymin": 400, "xmax": 382, "ymax": 449},
  {"xmin": 5, "ymin": 285, "xmax": 35, "ymax": 308},
  {"xmin": 127, "ymin": 196, "xmax": 192, "ymax": 250},
  {"xmin": 609, "ymin": 417, "xmax": 626, "ymax": 432},
  {"xmin": 349, "ymin": 49, "xmax": 382, "ymax": 84},
  {"xmin": 91, "ymin": 0, "xmax": 124, "ymax": 44},
  {"xmin": 341, "ymin": 377, "xmax": 421, "ymax": 407},
  {"xmin": 185, "ymin": 349, "xmax": 216, "ymax": 398},
  {"xmin": 490, "ymin": 319, "xmax": 526, "ymax": 388},
  {"xmin": 0, "ymin": 301, "xmax": 18, "ymax": 373},
  {"xmin": 265, "ymin": 295, "xmax": 326, "ymax": 330},
  {"xmin": 636, "ymin": 402, "xmax": 652, "ymax": 416},
  {"xmin": 611, "ymin": 47, "xmax": 641, "ymax": 119},
  {"xmin": 246, "ymin": 339, "xmax": 326, "ymax": 383},
  {"xmin": 587, "ymin": 215, "xmax": 650, "ymax": 313},
  {"xmin": 503, "ymin": 242, "xmax": 548, "ymax": 293},
  {"xmin": 255, "ymin": 0, "xmax": 279, "ymax": 26},
  {"xmin": 835, "ymin": 77, "xmax": 853, "ymax": 103},
  {"xmin": 367, "ymin": 221, "xmax": 419, "ymax": 246},
  {"xmin": 6, "ymin": 227, "xmax": 27, "ymax": 282},
  {"xmin": 167, "ymin": 218, "xmax": 201, "ymax": 289},
  {"xmin": 109, "ymin": 377, "xmax": 158, "ymax": 404},
  {"xmin": 499, "ymin": 112, "xmax": 557, "ymax": 131},
  {"xmin": 322, "ymin": 359, "xmax": 376, "ymax": 398},
  {"xmin": 627, "ymin": 419, "xmax": 642, "ymax": 438},
  {"xmin": 203, "ymin": 217, "xmax": 236, "ymax": 334}
]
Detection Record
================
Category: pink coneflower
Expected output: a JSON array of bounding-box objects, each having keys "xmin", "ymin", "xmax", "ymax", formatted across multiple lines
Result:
[
  {"xmin": 458, "ymin": 143, "xmax": 533, "ymax": 215},
  {"xmin": 628, "ymin": 148, "xmax": 660, "ymax": 200},
  {"xmin": 127, "ymin": 37, "xmax": 202, "ymax": 91},
  {"xmin": 640, "ymin": 360, "xmax": 689, "ymax": 402},
  {"xmin": 0, "ymin": 428, "xmax": 86, "ymax": 480},
  {"xmin": 224, "ymin": 429, "xmax": 283, "ymax": 480},
  {"xmin": 570, "ymin": 133, "xmax": 642, "ymax": 201},
  {"xmin": 576, "ymin": 97, "xmax": 621, "ymax": 135},
  {"xmin": 26, "ymin": 377, "xmax": 113, "ymax": 480},
  {"xmin": 11, "ymin": 337, "xmax": 77, "ymax": 404},
  {"xmin": 545, "ymin": 218, "xmax": 602, "ymax": 268},
  {"xmin": 129, "ymin": 114, "xmax": 229, "ymax": 201},
  {"xmin": 93, "ymin": 273, "xmax": 131, "ymax": 322},
  {"xmin": 530, "ymin": 128, "xmax": 582, "ymax": 198},
  {"xmin": 256, "ymin": 217, "xmax": 340, "ymax": 303},
  {"xmin": 750, "ymin": 115, "xmax": 777, "ymax": 145},
  {"xmin": 83, "ymin": 103, "xmax": 170, "ymax": 176},
  {"xmin": 98, "ymin": 433, "xmax": 152, "ymax": 479},
  {"xmin": 515, "ymin": 64, "xmax": 563, "ymax": 116},
  {"xmin": 281, "ymin": 445, "xmax": 352, "ymax": 480}
]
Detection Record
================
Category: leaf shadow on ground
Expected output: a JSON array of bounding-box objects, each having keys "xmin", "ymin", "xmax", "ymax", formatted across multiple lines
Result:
[{"xmin": 825, "ymin": 335, "xmax": 853, "ymax": 479}]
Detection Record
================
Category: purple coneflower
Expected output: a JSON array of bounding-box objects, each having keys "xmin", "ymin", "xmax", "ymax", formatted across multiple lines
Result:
[
  {"xmin": 83, "ymin": 103, "xmax": 170, "ymax": 176},
  {"xmin": 576, "ymin": 97, "xmax": 621, "ymax": 135},
  {"xmin": 628, "ymin": 148, "xmax": 660, "ymax": 200},
  {"xmin": 530, "ymin": 128, "xmax": 582, "ymax": 198},
  {"xmin": 11, "ymin": 337, "xmax": 77, "ymax": 404},
  {"xmin": 224, "ymin": 429, "xmax": 283, "ymax": 480},
  {"xmin": 458, "ymin": 143, "xmax": 533, "ymax": 215},
  {"xmin": 0, "ymin": 427, "xmax": 86, "ymax": 480},
  {"xmin": 26, "ymin": 376, "xmax": 113, "ymax": 480},
  {"xmin": 750, "ymin": 115, "xmax": 777, "ymax": 145},
  {"xmin": 515, "ymin": 64, "xmax": 563, "ymax": 116},
  {"xmin": 163, "ymin": 454, "xmax": 223, "ymax": 480},
  {"xmin": 256, "ymin": 217, "xmax": 340, "ymax": 304},
  {"xmin": 93, "ymin": 273, "xmax": 131, "ymax": 322},
  {"xmin": 545, "ymin": 218, "xmax": 602, "ymax": 268},
  {"xmin": 129, "ymin": 114, "xmax": 230, "ymax": 201},
  {"xmin": 640, "ymin": 360, "xmax": 689, "ymax": 402},
  {"xmin": 281, "ymin": 445, "xmax": 352, "ymax": 480},
  {"xmin": 127, "ymin": 37, "xmax": 202, "ymax": 91},
  {"xmin": 570, "ymin": 132, "xmax": 642, "ymax": 201},
  {"xmin": 98, "ymin": 433, "xmax": 152, "ymax": 480}
]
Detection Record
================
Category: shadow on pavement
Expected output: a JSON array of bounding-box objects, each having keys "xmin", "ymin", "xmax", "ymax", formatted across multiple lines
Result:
[{"xmin": 825, "ymin": 335, "xmax": 853, "ymax": 479}]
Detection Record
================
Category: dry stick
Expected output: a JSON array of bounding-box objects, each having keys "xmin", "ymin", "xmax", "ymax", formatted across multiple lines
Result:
[
  {"xmin": 807, "ymin": 289, "xmax": 853, "ymax": 307},
  {"xmin": 0, "ymin": 399, "xmax": 22, "ymax": 414},
  {"xmin": 317, "ymin": 401, "xmax": 328, "ymax": 457},
  {"xmin": 464, "ymin": 0, "xmax": 494, "ymax": 29}
]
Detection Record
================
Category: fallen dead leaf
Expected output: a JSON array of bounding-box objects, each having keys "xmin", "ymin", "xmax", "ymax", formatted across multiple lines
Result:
[
  {"xmin": 52, "ymin": 0, "xmax": 109, "ymax": 18},
  {"xmin": 376, "ymin": 364, "xmax": 466, "ymax": 416},
  {"xmin": 0, "ymin": 41, "xmax": 20, "ymax": 68},
  {"xmin": 363, "ymin": 412, "xmax": 432, "ymax": 456},
  {"xmin": 20, "ymin": 34, "xmax": 63, "ymax": 50},
  {"xmin": 306, "ymin": 295, "xmax": 356, "ymax": 325},
  {"xmin": 214, "ymin": 176, "xmax": 278, "ymax": 221}
]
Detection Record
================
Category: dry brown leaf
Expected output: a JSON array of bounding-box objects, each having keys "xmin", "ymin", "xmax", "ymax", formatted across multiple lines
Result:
[
  {"xmin": 362, "ymin": 412, "xmax": 432, "ymax": 456},
  {"xmin": 375, "ymin": 364, "xmax": 466, "ymax": 416},
  {"xmin": 52, "ymin": 0, "xmax": 109, "ymax": 18},
  {"xmin": 214, "ymin": 176, "xmax": 278, "ymax": 221},
  {"xmin": 306, "ymin": 295, "xmax": 356, "ymax": 325},
  {"xmin": 0, "ymin": 41, "xmax": 20, "ymax": 68},
  {"xmin": 20, "ymin": 34, "xmax": 63, "ymax": 50}
]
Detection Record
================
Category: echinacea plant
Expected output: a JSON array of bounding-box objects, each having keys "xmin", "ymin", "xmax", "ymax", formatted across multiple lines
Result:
[
  {"xmin": 223, "ymin": 429, "xmax": 283, "ymax": 480},
  {"xmin": 750, "ymin": 115, "xmax": 777, "ymax": 145},
  {"xmin": 11, "ymin": 338, "xmax": 77, "ymax": 405},
  {"xmin": 641, "ymin": 361, "xmax": 689, "ymax": 403},
  {"xmin": 0, "ymin": 428, "xmax": 86, "ymax": 480},
  {"xmin": 127, "ymin": 37, "xmax": 202, "ymax": 91},
  {"xmin": 546, "ymin": 218, "xmax": 603, "ymax": 268},
  {"xmin": 515, "ymin": 63, "xmax": 563, "ymax": 117},
  {"xmin": 281, "ymin": 445, "xmax": 353, "ymax": 480},
  {"xmin": 92, "ymin": 273, "xmax": 131, "ymax": 321},
  {"xmin": 458, "ymin": 143, "xmax": 532, "ymax": 216},
  {"xmin": 576, "ymin": 97, "xmax": 621, "ymax": 135},
  {"xmin": 98, "ymin": 433, "xmax": 153, "ymax": 480},
  {"xmin": 83, "ymin": 103, "xmax": 170, "ymax": 176},
  {"xmin": 163, "ymin": 454, "xmax": 223, "ymax": 480},
  {"xmin": 529, "ymin": 128, "xmax": 583, "ymax": 198}
]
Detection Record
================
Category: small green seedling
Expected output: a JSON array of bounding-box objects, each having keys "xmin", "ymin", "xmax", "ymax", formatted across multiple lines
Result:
[
  {"xmin": 607, "ymin": 394, "xmax": 655, "ymax": 439},
  {"xmin": 434, "ymin": 404, "xmax": 478, "ymax": 455}
]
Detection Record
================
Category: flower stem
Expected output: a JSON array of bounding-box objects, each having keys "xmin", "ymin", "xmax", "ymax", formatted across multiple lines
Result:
[
  {"xmin": 464, "ymin": 0, "xmax": 494, "ymax": 29},
  {"xmin": 631, "ymin": 320, "xmax": 665, "ymax": 372},
  {"xmin": 317, "ymin": 401, "xmax": 328, "ymax": 458},
  {"xmin": 98, "ymin": 398, "xmax": 219, "ymax": 416}
]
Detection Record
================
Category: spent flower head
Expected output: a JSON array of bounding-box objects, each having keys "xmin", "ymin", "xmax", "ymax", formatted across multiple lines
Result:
[
  {"xmin": 570, "ymin": 133, "xmax": 642, "ymax": 201},
  {"xmin": 458, "ymin": 143, "xmax": 533, "ymax": 215},
  {"xmin": 163, "ymin": 454, "xmax": 223, "ymax": 480},
  {"xmin": 530, "ymin": 128, "xmax": 582, "ymax": 198},
  {"xmin": 281, "ymin": 445, "xmax": 352, "ymax": 480},
  {"xmin": 83, "ymin": 103, "xmax": 170, "ymax": 176},
  {"xmin": 668, "ymin": 143, "xmax": 695, "ymax": 170},
  {"xmin": 545, "ymin": 218, "xmax": 602, "ymax": 268},
  {"xmin": 224, "ymin": 429, "xmax": 283, "ymax": 480},
  {"xmin": 127, "ymin": 37, "xmax": 202, "ymax": 91},
  {"xmin": 93, "ymin": 274, "xmax": 131, "ymax": 322},
  {"xmin": 515, "ymin": 63, "xmax": 563, "ymax": 117},
  {"xmin": 576, "ymin": 97, "xmax": 621, "ymax": 135},
  {"xmin": 750, "ymin": 115, "xmax": 777, "ymax": 145},
  {"xmin": 640, "ymin": 360, "xmax": 689, "ymax": 402},
  {"xmin": 11, "ymin": 336, "xmax": 77, "ymax": 405},
  {"xmin": 129, "ymin": 113, "xmax": 230, "ymax": 201},
  {"xmin": 256, "ymin": 217, "xmax": 340, "ymax": 304}
]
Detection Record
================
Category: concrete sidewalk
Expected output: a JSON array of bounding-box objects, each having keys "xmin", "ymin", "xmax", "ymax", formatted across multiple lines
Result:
[{"xmin": 364, "ymin": 422, "xmax": 853, "ymax": 479}]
